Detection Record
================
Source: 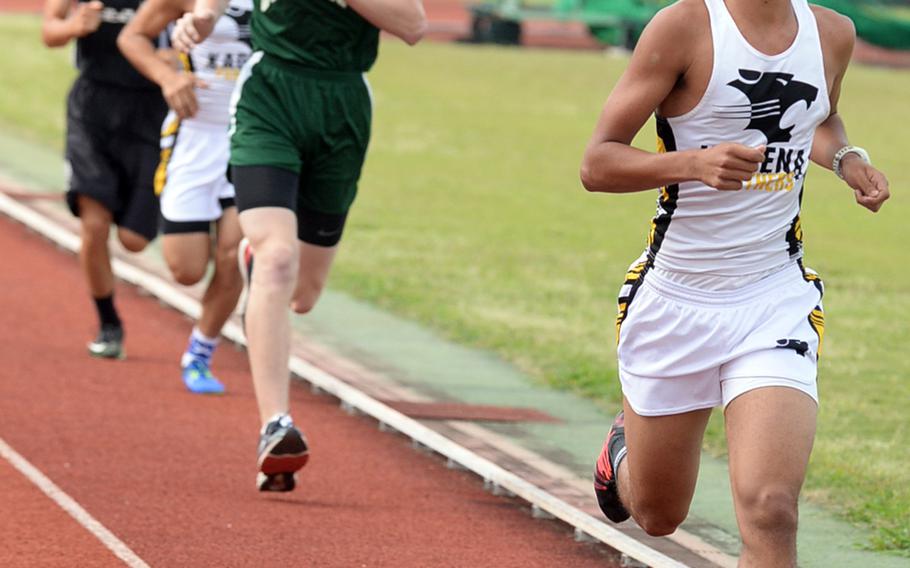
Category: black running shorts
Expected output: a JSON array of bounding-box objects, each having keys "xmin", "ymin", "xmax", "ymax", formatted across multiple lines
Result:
[{"xmin": 65, "ymin": 76, "xmax": 168, "ymax": 241}]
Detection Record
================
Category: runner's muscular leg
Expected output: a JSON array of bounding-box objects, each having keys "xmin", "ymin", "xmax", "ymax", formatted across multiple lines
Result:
[
  {"xmin": 619, "ymin": 399, "xmax": 712, "ymax": 536},
  {"xmin": 116, "ymin": 227, "xmax": 150, "ymax": 253},
  {"xmin": 196, "ymin": 208, "xmax": 243, "ymax": 338},
  {"xmin": 238, "ymin": 206, "xmax": 299, "ymax": 424},
  {"xmin": 162, "ymin": 233, "xmax": 211, "ymax": 286},
  {"xmin": 77, "ymin": 194, "xmax": 114, "ymax": 298},
  {"xmin": 290, "ymin": 242, "xmax": 338, "ymax": 314},
  {"xmin": 725, "ymin": 386, "xmax": 816, "ymax": 568}
]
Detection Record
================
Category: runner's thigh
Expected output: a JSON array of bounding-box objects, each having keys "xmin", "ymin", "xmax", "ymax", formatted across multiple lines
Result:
[{"xmin": 623, "ymin": 400, "xmax": 711, "ymax": 520}]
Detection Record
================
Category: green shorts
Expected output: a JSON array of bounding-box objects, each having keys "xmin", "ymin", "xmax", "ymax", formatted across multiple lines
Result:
[{"xmin": 229, "ymin": 52, "xmax": 372, "ymax": 215}]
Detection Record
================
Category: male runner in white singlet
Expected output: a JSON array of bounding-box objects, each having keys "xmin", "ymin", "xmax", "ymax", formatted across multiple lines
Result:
[
  {"xmin": 119, "ymin": 0, "xmax": 252, "ymax": 393},
  {"xmin": 580, "ymin": 0, "xmax": 890, "ymax": 565}
]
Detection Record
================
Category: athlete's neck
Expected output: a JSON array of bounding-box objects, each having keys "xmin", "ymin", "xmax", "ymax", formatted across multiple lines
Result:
[
  {"xmin": 724, "ymin": 0, "xmax": 798, "ymax": 54},
  {"xmin": 725, "ymin": 0, "xmax": 795, "ymax": 29}
]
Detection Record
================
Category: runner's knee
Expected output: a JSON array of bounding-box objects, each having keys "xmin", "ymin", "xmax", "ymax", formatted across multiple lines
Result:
[
  {"xmin": 168, "ymin": 261, "xmax": 206, "ymax": 286},
  {"xmin": 290, "ymin": 286, "xmax": 321, "ymax": 314},
  {"xmin": 117, "ymin": 229, "xmax": 149, "ymax": 252},
  {"xmin": 736, "ymin": 484, "xmax": 799, "ymax": 536},
  {"xmin": 252, "ymin": 241, "xmax": 298, "ymax": 289},
  {"xmin": 215, "ymin": 241, "xmax": 239, "ymax": 272},
  {"xmin": 81, "ymin": 214, "xmax": 110, "ymax": 242},
  {"xmin": 633, "ymin": 504, "xmax": 688, "ymax": 537},
  {"xmin": 213, "ymin": 244, "xmax": 242, "ymax": 288}
]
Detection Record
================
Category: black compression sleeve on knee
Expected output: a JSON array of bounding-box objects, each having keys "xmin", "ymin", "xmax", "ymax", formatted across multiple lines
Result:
[
  {"xmin": 298, "ymin": 207, "xmax": 347, "ymax": 247},
  {"xmin": 230, "ymin": 165, "xmax": 298, "ymax": 213}
]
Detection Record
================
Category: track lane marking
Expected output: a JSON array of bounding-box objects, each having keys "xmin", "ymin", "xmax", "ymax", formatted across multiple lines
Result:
[{"xmin": 0, "ymin": 437, "xmax": 150, "ymax": 568}]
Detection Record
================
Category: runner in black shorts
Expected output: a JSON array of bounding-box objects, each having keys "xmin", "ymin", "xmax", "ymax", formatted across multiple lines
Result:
[{"xmin": 42, "ymin": 0, "xmax": 168, "ymax": 359}]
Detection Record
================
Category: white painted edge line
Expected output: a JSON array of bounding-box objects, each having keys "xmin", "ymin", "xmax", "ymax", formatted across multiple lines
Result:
[
  {"xmin": 0, "ymin": 437, "xmax": 150, "ymax": 568},
  {"xmin": 0, "ymin": 191, "xmax": 686, "ymax": 568}
]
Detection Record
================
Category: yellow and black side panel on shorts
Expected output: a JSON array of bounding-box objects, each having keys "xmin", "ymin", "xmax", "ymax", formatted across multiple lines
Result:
[
  {"xmin": 798, "ymin": 261, "xmax": 825, "ymax": 359},
  {"xmin": 615, "ymin": 260, "xmax": 649, "ymax": 344},
  {"xmin": 154, "ymin": 117, "xmax": 181, "ymax": 196},
  {"xmin": 798, "ymin": 260, "xmax": 824, "ymax": 297},
  {"xmin": 808, "ymin": 306, "xmax": 825, "ymax": 358}
]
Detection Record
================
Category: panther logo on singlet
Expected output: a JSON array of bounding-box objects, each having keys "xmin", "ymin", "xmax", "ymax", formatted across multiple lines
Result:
[{"xmin": 716, "ymin": 69, "xmax": 819, "ymax": 144}]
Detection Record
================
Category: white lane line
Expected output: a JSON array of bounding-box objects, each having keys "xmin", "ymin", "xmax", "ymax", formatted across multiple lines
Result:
[
  {"xmin": 0, "ymin": 189, "xmax": 688, "ymax": 567},
  {"xmin": 0, "ymin": 437, "xmax": 149, "ymax": 568}
]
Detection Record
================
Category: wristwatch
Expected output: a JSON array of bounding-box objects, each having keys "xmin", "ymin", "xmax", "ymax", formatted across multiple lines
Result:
[{"xmin": 833, "ymin": 146, "xmax": 871, "ymax": 180}]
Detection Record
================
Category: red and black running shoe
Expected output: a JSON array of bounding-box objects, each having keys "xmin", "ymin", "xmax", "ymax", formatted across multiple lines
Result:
[
  {"xmin": 257, "ymin": 413, "xmax": 309, "ymax": 492},
  {"xmin": 593, "ymin": 410, "xmax": 631, "ymax": 523}
]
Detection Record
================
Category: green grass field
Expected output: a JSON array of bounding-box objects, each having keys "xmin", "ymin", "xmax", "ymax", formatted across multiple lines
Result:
[{"xmin": 1, "ymin": 14, "xmax": 908, "ymax": 554}]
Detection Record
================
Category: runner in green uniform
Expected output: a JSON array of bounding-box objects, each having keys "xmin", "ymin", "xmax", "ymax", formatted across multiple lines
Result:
[{"xmin": 172, "ymin": 0, "xmax": 426, "ymax": 492}]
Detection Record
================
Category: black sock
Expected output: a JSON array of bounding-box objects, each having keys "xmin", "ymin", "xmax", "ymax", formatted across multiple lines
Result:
[{"xmin": 93, "ymin": 294, "xmax": 121, "ymax": 328}]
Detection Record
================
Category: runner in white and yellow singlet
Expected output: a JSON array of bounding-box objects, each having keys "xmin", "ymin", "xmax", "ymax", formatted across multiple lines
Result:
[
  {"xmin": 119, "ymin": 0, "xmax": 253, "ymax": 394},
  {"xmin": 580, "ymin": 0, "xmax": 890, "ymax": 564}
]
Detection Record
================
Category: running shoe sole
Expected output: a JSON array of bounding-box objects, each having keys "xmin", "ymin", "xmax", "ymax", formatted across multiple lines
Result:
[
  {"xmin": 257, "ymin": 428, "xmax": 309, "ymax": 492},
  {"xmin": 87, "ymin": 345, "xmax": 126, "ymax": 360}
]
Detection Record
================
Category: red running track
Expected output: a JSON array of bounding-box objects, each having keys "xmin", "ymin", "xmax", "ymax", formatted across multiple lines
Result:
[{"xmin": 0, "ymin": 212, "xmax": 619, "ymax": 566}]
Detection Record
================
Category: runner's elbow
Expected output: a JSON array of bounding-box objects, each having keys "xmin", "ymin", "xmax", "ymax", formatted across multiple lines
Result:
[
  {"xmin": 399, "ymin": 17, "xmax": 427, "ymax": 45},
  {"xmin": 580, "ymin": 161, "xmax": 616, "ymax": 193},
  {"xmin": 41, "ymin": 26, "xmax": 67, "ymax": 48},
  {"xmin": 115, "ymin": 32, "xmax": 131, "ymax": 58}
]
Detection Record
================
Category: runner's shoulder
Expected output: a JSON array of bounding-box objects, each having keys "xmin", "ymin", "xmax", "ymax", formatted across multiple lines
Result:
[
  {"xmin": 636, "ymin": 0, "xmax": 707, "ymax": 63},
  {"xmin": 640, "ymin": 1, "xmax": 708, "ymax": 51},
  {"xmin": 810, "ymin": 5, "xmax": 856, "ymax": 61}
]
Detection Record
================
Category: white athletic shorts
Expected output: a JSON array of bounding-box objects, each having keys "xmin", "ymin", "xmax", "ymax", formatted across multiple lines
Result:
[
  {"xmin": 157, "ymin": 112, "xmax": 235, "ymax": 233},
  {"xmin": 616, "ymin": 259, "xmax": 825, "ymax": 416}
]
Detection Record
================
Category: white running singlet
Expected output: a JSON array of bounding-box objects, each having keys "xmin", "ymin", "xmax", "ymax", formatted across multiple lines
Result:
[
  {"xmin": 183, "ymin": 0, "xmax": 253, "ymax": 126},
  {"xmin": 155, "ymin": 0, "xmax": 253, "ymax": 225},
  {"xmin": 644, "ymin": 0, "xmax": 830, "ymax": 278},
  {"xmin": 614, "ymin": 0, "xmax": 831, "ymax": 416}
]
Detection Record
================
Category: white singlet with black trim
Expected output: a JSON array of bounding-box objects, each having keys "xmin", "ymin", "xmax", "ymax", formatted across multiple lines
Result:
[
  {"xmin": 184, "ymin": 0, "xmax": 253, "ymax": 126},
  {"xmin": 645, "ymin": 0, "xmax": 830, "ymax": 279},
  {"xmin": 614, "ymin": 0, "xmax": 832, "ymax": 415},
  {"xmin": 156, "ymin": 0, "xmax": 252, "ymax": 226}
]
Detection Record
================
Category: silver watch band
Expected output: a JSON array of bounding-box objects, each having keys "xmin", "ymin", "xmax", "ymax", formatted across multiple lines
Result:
[{"xmin": 833, "ymin": 146, "xmax": 870, "ymax": 180}]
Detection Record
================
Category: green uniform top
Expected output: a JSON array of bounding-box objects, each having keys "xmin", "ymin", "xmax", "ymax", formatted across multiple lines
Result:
[{"xmin": 253, "ymin": 0, "xmax": 379, "ymax": 72}]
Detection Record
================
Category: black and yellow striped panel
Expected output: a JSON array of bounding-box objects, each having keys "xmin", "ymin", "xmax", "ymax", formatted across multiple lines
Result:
[
  {"xmin": 615, "ymin": 261, "xmax": 649, "ymax": 344},
  {"xmin": 647, "ymin": 117, "xmax": 680, "ymax": 260},
  {"xmin": 154, "ymin": 117, "xmax": 181, "ymax": 196},
  {"xmin": 798, "ymin": 260, "xmax": 824, "ymax": 296},
  {"xmin": 808, "ymin": 306, "xmax": 825, "ymax": 358},
  {"xmin": 785, "ymin": 214, "xmax": 803, "ymax": 256},
  {"xmin": 178, "ymin": 52, "xmax": 193, "ymax": 72}
]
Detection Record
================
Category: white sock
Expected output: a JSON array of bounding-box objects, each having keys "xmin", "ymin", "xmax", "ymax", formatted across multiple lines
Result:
[{"xmin": 181, "ymin": 327, "xmax": 220, "ymax": 367}]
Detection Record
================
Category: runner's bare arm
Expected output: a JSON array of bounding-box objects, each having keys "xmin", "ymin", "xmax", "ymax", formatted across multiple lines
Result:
[
  {"xmin": 810, "ymin": 8, "xmax": 889, "ymax": 213},
  {"xmin": 347, "ymin": 0, "xmax": 426, "ymax": 45},
  {"xmin": 42, "ymin": 0, "xmax": 102, "ymax": 47},
  {"xmin": 580, "ymin": 4, "xmax": 764, "ymax": 193},
  {"xmin": 171, "ymin": 0, "xmax": 227, "ymax": 52},
  {"xmin": 118, "ymin": 0, "xmax": 203, "ymax": 119}
]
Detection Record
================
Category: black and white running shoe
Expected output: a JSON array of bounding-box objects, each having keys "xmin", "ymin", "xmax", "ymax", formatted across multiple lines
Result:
[
  {"xmin": 593, "ymin": 410, "xmax": 631, "ymax": 523},
  {"xmin": 257, "ymin": 414, "xmax": 309, "ymax": 492},
  {"xmin": 87, "ymin": 324, "xmax": 125, "ymax": 360}
]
